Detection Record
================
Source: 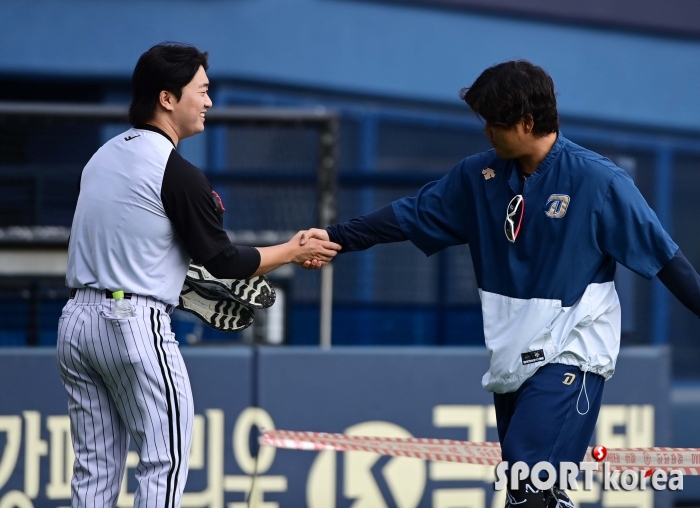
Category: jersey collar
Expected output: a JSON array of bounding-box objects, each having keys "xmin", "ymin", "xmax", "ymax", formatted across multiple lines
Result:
[{"xmin": 134, "ymin": 123, "xmax": 176, "ymax": 147}]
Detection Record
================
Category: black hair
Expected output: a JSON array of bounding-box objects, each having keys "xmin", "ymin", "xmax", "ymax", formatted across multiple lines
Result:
[
  {"xmin": 129, "ymin": 42, "xmax": 209, "ymax": 125},
  {"xmin": 460, "ymin": 60, "xmax": 559, "ymax": 137}
]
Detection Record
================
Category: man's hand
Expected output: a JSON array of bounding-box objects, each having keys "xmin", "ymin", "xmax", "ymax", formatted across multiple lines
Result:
[
  {"xmin": 287, "ymin": 230, "xmax": 341, "ymax": 270},
  {"xmin": 299, "ymin": 228, "xmax": 330, "ymax": 245},
  {"xmin": 299, "ymin": 228, "xmax": 335, "ymax": 269}
]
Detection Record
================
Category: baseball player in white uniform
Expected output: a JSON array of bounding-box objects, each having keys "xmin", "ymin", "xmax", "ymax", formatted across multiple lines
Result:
[{"xmin": 57, "ymin": 43, "xmax": 340, "ymax": 508}]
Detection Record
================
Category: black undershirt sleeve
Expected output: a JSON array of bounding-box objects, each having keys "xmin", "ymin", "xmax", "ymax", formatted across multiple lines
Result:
[
  {"xmin": 657, "ymin": 248, "xmax": 700, "ymax": 317},
  {"xmin": 161, "ymin": 149, "xmax": 261, "ymax": 279},
  {"xmin": 326, "ymin": 203, "xmax": 408, "ymax": 253}
]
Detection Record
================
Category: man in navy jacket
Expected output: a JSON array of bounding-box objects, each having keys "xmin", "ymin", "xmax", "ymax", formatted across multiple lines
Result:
[{"xmin": 301, "ymin": 60, "xmax": 700, "ymax": 508}]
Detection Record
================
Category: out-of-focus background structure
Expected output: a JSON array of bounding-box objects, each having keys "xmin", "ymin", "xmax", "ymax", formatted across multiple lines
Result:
[{"xmin": 1, "ymin": 1, "xmax": 700, "ymax": 506}]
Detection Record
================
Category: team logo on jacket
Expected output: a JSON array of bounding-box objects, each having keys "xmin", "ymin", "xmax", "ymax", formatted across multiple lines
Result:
[
  {"xmin": 482, "ymin": 167, "xmax": 495, "ymax": 180},
  {"xmin": 545, "ymin": 194, "xmax": 570, "ymax": 218},
  {"xmin": 563, "ymin": 373, "xmax": 576, "ymax": 385}
]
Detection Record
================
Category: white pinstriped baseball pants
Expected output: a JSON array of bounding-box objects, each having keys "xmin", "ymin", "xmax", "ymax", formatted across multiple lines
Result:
[{"xmin": 57, "ymin": 288, "xmax": 193, "ymax": 508}]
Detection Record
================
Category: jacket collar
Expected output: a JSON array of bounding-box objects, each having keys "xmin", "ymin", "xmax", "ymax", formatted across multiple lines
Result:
[{"xmin": 508, "ymin": 132, "xmax": 565, "ymax": 195}]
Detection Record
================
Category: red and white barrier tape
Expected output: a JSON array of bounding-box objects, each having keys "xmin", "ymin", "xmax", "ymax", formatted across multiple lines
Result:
[{"xmin": 261, "ymin": 430, "xmax": 700, "ymax": 475}]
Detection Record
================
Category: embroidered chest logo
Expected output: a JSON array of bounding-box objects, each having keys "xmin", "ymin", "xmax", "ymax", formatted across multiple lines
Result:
[
  {"xmin": 563, "ymin": 373, "xmax": 576, "ymax": 385},
  {"xmin": 545, "ymin": 194, "xmax": 570, "ymax": 218},
  {"xmin": 482, "ymin": 167, "xmax": 495, "ymax": 180}
]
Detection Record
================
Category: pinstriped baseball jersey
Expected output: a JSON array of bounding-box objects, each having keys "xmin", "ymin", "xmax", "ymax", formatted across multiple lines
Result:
[
  {"xmin": 59, "ymin": 124, "xmax": 234, "ymax": 508},
  {"xmin": 66, "ymin": 124, "xmax": 233, "ymax": 306}
]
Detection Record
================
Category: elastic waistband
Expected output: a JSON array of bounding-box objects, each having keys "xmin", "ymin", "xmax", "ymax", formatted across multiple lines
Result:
[{"xmin": 69, "ymin": 287, "xmax": 173, "ymax": 313}]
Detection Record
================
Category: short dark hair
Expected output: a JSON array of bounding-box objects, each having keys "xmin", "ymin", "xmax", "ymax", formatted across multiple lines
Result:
[
  {"xmin": 129, "ymin": 42, "xmax": 209, "ymax": 125},
  {"xmin": 460, "ymin": 60, "xmax": 559, "ymax": 137}
]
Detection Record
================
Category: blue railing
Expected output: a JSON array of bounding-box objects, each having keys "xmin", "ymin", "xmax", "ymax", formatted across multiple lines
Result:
[
  {"xmin": 213, "ymin": 86, "xmax": 700, "ymax": 349},
  {"xmin": 2, "ymin": 92, "xmax": 700, "ymax": 378}
]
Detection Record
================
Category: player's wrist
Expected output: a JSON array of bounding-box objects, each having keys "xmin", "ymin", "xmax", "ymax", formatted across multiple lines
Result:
[{"xmin": 283, "ymin": 240, "xmax": 298, "ymax": 264}]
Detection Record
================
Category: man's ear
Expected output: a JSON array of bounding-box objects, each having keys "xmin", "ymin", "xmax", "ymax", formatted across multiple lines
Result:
[
  {"xmin": 158, "ymin": 90, "xmax": 176, "ymax": 112},
  {"xmin": 521, "ymin": 114, "xmax": 534, "ymax": 134}
]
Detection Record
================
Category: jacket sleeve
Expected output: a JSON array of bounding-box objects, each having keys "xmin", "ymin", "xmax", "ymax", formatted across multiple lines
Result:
[
  {"xmin": 657, "ymin": 249, "xmax": 700, "ymax": 317},
  {"xmin": 597, "ymin": 170, "xmax": 677, "ymax": 279},
  {"xmin": 326, "ymin": 204, "xmax": 407, "ymax": 253},
  {"xmin": 391, "ymin": 159, "xmax": 471, "ymax": 256}
]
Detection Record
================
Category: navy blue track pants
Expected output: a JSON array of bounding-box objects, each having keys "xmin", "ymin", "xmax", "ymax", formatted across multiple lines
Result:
[{"xmin": 494, "ymin": 363, "xmax": 605, "ymax": 470}]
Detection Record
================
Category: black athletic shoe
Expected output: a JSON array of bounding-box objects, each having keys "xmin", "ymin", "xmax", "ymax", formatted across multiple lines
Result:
[
  {"xmin": 505, "ymin": 486, "xmax": 544, "ymax": 508},
  {"xmin": 178, "ymin": 282, "xmax": 255, "ymax": 332},
  {"xmin": 506, "ymin": 492, "xmax": 527, "ymax": 508},
  {"xmin": 186, "ymin": 264, "xmax": 276, "ymax": 309},
  {"xmin": 543, "ymin": 487, "xmax": 575, "ymax": 508}
]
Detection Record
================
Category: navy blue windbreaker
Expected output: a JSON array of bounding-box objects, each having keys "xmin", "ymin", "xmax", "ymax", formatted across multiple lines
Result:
[{"xmin": 392, "ymin": 134, "xmax": 677, "ymax": 393}]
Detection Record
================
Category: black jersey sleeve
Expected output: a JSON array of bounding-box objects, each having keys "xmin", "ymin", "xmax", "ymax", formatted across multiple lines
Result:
[
  {"xmin": 161, "ymin": 150, "xmax": 261, "ymax": 278},
  {"xmin": 202, "ymin": 244, "xmax": 261, "ymax": 279}
]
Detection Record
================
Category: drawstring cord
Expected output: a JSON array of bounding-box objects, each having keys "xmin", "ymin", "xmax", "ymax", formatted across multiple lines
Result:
[{"xmin": 576, "ymin": 363, "xmax": 590, "ymax": 415}]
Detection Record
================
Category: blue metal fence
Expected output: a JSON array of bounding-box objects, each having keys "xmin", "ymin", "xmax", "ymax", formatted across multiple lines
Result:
[
  {"xmin": 2, "ymin": 90, "xmax": 700, "ymax": 377},
  {"xmin": 206, "ymin": 87, "xmax": 700, "ymax": 374}
]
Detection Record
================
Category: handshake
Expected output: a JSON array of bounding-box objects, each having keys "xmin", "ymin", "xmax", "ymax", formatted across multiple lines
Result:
[
  {"xmin": 286, "ymin": 228, "xmax": 338, "ymax": 270},
  {"xmin": 178, "ymin": 228, "xmax": 340, "ymax": 333}
]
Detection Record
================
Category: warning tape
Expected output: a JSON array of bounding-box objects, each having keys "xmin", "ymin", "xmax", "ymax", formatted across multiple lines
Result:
[{"xmin": 260, "ymin": 430, "xmax": 700, "ymax": 475}]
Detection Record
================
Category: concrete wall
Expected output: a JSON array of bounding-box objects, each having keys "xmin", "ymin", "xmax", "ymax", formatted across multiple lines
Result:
[{"xmin": 0, "ymin": 346, "xmax": 675, "ymax": 507}]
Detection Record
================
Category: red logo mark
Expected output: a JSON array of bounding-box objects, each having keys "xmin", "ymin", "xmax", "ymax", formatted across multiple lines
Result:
[
  {"xmin": 644, "ymin": 469, "xmax": 654, "ymax": 478},
  {"xmin": 211, "ymin": 190, "xmax": 226, "ymax": 212},
  {"xmin": 593, "ymin": 445, "xmax": 607, "ymax": 462}
]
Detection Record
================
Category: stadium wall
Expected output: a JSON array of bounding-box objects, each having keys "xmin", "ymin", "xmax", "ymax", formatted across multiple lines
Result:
[
  {"xmin": 0, "ymin": 346, "xmax": 682, "ymax": 507},
  {"xmin": 1, "ymin": 0, "xmax": 700, "ymax": 131}
]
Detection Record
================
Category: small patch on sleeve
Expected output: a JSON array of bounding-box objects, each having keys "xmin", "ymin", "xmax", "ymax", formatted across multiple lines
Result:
[{"xmin": 211, "ymin": 190, "xmax": 225, "ymax": 213}]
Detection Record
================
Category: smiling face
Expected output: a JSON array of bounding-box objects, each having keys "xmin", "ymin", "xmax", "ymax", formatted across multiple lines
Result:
[{"xmin": 169, "ymin": 65, "xmax": 212, "ymax": 140}]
